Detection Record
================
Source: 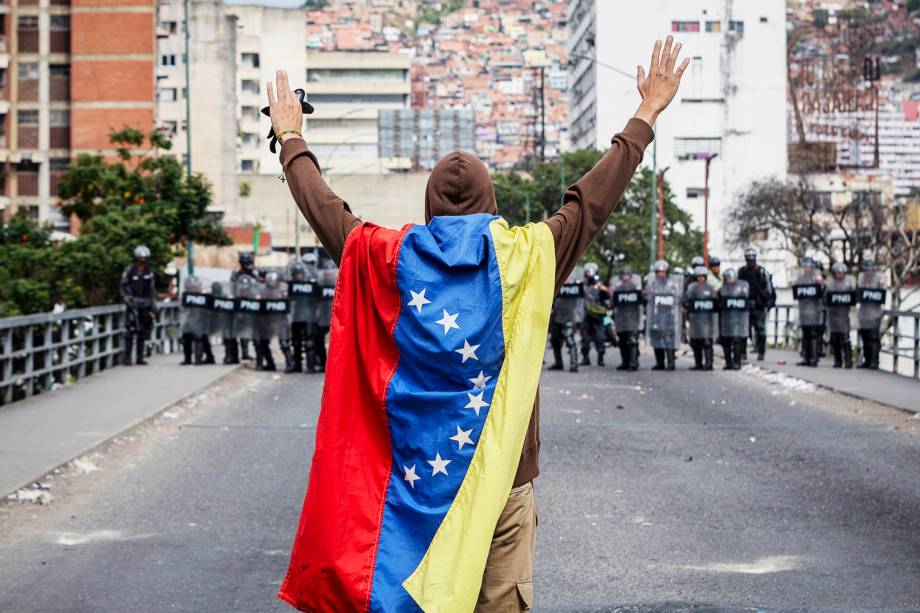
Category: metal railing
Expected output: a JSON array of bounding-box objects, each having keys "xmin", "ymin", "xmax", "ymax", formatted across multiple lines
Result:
[
  {"xmin": 766, "ymin": 303, "xmax": 920, "ymax": 380},
  {"xmin": 0, "ymin": 303, "xmax": 180, "ymax": 406}
]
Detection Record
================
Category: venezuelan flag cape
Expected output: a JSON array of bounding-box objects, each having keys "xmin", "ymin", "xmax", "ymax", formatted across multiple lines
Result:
[{"xmin": 278, "ymin": 214, "xmax": 555, "ymax": 612}]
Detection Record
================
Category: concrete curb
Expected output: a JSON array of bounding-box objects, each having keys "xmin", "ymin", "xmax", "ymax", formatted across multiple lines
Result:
[{"xmin": 3, "ymin": 364, "xmax": 242, "ymax": 499}]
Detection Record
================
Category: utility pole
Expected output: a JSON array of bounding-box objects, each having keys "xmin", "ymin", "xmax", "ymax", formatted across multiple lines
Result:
[
  {"xmin": 539, "ymin": 66, "xmax": 546, "ymax": 162},
  {"xmin": 183, "ymin": 0, "xmax": 194, "ymax": 276},
  {"xmin": 657, "ymin": 167, "xmax": 668, "ymax": 262},
  {"xmin": 702, "ymin": 154, "xmax": 718, "ymax": 266},
  {"xmin": 649, "ymin": 133, "xmax": 658, "ymax": 265}
]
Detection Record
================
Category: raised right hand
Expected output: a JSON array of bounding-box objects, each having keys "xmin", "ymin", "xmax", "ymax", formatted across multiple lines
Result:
[{"xmin": 634, "ymin": 35, "xmax": 689, "ymax": 126}]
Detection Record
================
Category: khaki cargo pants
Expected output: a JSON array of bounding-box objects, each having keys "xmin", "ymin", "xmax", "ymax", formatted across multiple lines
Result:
[{"xmin": 475, "ymin": 481, "xmax": 537, "ymax": 612}]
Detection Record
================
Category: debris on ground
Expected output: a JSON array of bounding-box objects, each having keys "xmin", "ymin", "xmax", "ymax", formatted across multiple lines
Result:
[
  {"xmin": 7, "ymin": 487, "xmax": 53, "ymax": 505},
  {"xmin": 71, "ymin": 457, "xmax": 100, "ymax": 474},
  {"xmin": 741, "ymin": 364, "xmax": 817, "ymax": 394}
]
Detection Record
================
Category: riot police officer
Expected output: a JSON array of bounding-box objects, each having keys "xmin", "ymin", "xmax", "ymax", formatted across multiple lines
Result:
[
  {"xmin": 856, "ymin": 259, "xmax": 886, "ymax": 369},
  {"xmin": 687, "ymin": 256, "xmax": 704, "ymax": 291},
  {"xmin": 314, "ymin": 260, "xmax": 338, "ymax": 372},
  {"xmin": 707, "ymin": 256, "xmax": 722, "ymax": 290},
  {"xmin": 683, "ymin": 266, "xmax": 717, "ymax": 371},
  {"xmin": 718, "ymin": 268, "xmax": 750, "ymax": 370},
  {"xmin": 825, "ymin": 262, "xmax": 856, "ymax": 368},
  {"xmin": 179, "ymin": 275, "xmax": 213, "ymax": 365},
  {"xmin": 644, "ymin": 260, "xmax": 682, "ymax": 371},
  {"xmin": 286, "ymin": 259, "xmax": 321, "ymax": 373},
  {"xmin": 233, "ymin": 276, "xmax": 260, "ymax": 366},
  {"xmin": 119, "ymin": 245, "xmax": 156, "ymax": 366},
  {"xmin": 256, "ymin": 271, "xmax": 291, "ymax": 371},
  {"xmin": 230, "ymin": 252, "xmax": 260, "ymax": 360},
  {"xmin": 611, "ymin": 266, "xmax": 641, "ymax": 371},
  {"xmin": 549, "ymin": 270, "xmax": 584, "ymax": 372},
  {"xmin": 580, "ymin": 262, "xmax": 608, "ymax": 367},
  {"xmin": 792, "ymin": 256, "xmax": 825, "ymax": 367},
  {"xmin": 738, "ymin": 246, "xmax": 773, "ymax": 361},
  {"xmin": 209, "ymin": 281, "xmax": 238, "ymax": 364}
]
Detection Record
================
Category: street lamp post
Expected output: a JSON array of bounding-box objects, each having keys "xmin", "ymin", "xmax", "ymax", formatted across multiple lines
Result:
[
  {"xmin": 657, "ymin": 167, "xmax": 669, "ymax": 261},
  {"xmin": 702, "ymin": 153, "xmax": 718, "ymax": 266},
  {"xmin": 567, "ymin": 52, "xmax": 659, "ymax": 267},
  {"xmin": 183, "ymin": 0, "xmax": 193, "ymax": 276}
]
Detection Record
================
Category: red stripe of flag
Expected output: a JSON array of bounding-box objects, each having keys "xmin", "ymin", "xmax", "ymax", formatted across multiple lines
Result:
[{"xmin": 279, "ymin": 224, "xmax": 411, "ymax": 612}]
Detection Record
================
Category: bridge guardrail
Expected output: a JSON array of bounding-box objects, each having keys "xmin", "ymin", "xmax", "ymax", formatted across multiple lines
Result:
[
  {"xmin": 0, "ymin": 302, "xmax": 179, "ymax": 405},
  {"xmin": 767, "ymin": 304, "xmax": 920, "ymax": 380}
]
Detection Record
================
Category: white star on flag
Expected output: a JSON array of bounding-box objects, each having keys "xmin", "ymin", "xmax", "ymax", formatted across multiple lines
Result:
[
  {"xmin": 449, "ymin": 425, "xmax": 474, "ymax": 450},
  {"xmin": 407, "ymin": 289, "xmax": 431, "ymax": 314},
  {"xmin": 468, "ymin": 370, "xmax": 491, "ymax": 389},
  {"xmin": 465, "ymin": 390, "xmax": 489, "ymax": 416},
  {"xmin": 435, "ymin": 309, "xmax": 460, "ymax": 334},
  {"xmin": 403, "ymin": 464, "xmax": 421, "ymax": 488},
  {"xmin": 427, "ymin": 452, "xmax": 451, "ymax": 476},
  {"xmin": 455, "ymin": 339, "xmax": 480, "ymax": 363}
]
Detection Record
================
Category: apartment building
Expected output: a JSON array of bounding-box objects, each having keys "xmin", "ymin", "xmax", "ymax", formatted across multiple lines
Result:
[
  {"xmin": 228, "ymin": 3, "xmax": 306, "ymax": 177},
  {"xmin": 156, "ymin": 0, "xmax": 237, "ymax": 216},
  {"xmin": 2, "ymin": 0, "xmax": 157, "ymax": 228},
  {"xmin": 568, "ymin": 0, "xmax": 788, "ymax": 264},
  {"xmin": 303, "ymin": 50, "xmax": 411, "ymax": 175}
]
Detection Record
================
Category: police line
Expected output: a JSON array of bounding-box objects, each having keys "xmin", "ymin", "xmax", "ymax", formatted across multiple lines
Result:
[{"xmin": 181, "ymin": 286, "xmax": 336, "ymax": 314}]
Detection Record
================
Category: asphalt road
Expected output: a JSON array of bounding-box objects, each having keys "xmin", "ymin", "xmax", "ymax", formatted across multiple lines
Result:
[{"xmin": 1, "ymin": 352, "xmax": 919, "ymax": 612}]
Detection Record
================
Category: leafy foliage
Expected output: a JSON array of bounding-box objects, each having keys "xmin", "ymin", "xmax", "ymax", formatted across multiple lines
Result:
[
  {"xmin": 0, "ymin": 129, "xmax": 229, "ymax": 317},
  {"xmin": 492, "ymin": 152, "xmax": 703, "ymax": 280}
]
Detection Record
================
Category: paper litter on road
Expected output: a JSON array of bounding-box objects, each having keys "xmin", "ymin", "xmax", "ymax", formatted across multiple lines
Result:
[
  {"xmin": 72, "ymin": 457, "xmax": 100, "ymax": 474},
  {"xmin": 741, "ymin": 364, "xmax": 817, "ymax": 394},
  {"xmin": 7, "ymin": 487, "xmax": 53, "ymax": 505}
]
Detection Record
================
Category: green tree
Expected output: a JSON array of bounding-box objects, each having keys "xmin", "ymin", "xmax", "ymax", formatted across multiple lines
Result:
[
  {"xmin": 492, "ymin": 153, "xmax": 703, "ymax": 280},
  {"xmin": 0, "ymin": 128, "xmax": 229, "ymax": 316}
]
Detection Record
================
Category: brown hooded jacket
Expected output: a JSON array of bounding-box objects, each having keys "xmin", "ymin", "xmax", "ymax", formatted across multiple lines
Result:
[{"xmin": 280, "ymin": 117, "xmax": 654, "ymax": 486}]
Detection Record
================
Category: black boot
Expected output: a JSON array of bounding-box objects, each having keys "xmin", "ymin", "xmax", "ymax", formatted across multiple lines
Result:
[
  {"xmin": 690, "ymin": 342, "xmax": 703, "ymax": 370},
  {"xmin": 580, "ymin": 352, "xmax": 590, "ymax": 366},
  {"xmin": 703, "ymin": 344, "xmax": 714, "ymax": 371},
  {"xmin": 722, "ymin": 341, "xmax": 734, "ymax": 370},
  {"xmin": 123, "ymin": 334, "xmax": 134, "ymax": 366},
  {"xmin": 240, "ymin": 339, "xmax": 252, "ymax": 360},
  {"xmin": 843, "ymin": 340, "xmax": 853, "ymax": 369},
  {"xmin": 732, "ymin": 339, "xmax": 745, "ymax": 369},
  {"xmin": 597, "ymin": 352, "xmax": 605, "ymax": 367},
  {"xmin": 756, "ymin": 334, "xmax": 766, "ymax": 361},
  {"xmin": 808, "ymin": 335, "xmax": 820, "ymax": 367},
  {"xmin": 652, "ymin": 349, "xmax": 665, "ymax": 371},
  {"xmin": 629, "ymin": 342, "xmax": 640, "ymax": 371},
  {"xmin": 223, "ymin": 338, "xmax": 239, "ymax": 364},
  {"xmin": 201, "ymin": 337, "xmax": 215, "ymax": 364},
  {"xmin": 616, "ymin": 342, "xmax": 629, "ymax": 370},
  {"xmin": 665, "ymin": 349, "xmax": 676, "ymax": 371},
  {"xmin": 831, "ymin": 335, "xmax": 843, "ymax": 368},
  {"xmin": 282, "ymin": 341, "xmax": 296, "ymax": 373},
  {"xmin": 263, "ymin": 341, "xmax": 277, "ymax": 371},
  {"xmin": 135, "ymin": 334, "xmax": 147, "ymax": 366},
  {"xmin": 181, "ymin": 334, "xmax": 194, "ymax": 365}
]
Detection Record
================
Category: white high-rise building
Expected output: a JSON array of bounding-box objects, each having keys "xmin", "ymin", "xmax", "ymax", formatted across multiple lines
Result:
[{"xmin": 568, "ymin": 0, "xmax": 787, "ymax": 266}]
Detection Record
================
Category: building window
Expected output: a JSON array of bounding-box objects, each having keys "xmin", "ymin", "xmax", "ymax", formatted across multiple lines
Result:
[
  {"xmin": 686, "ymin": 187, "xmax": 705, "ymax": 199},
  {"xmin": 241, "ymin": 79, "xmax": 260, "ymax": 95},
  {"xmin": 50, "ymin": 15, "xmax": 70, "ymax": 29},
  {"xmin": 728, "ymin": 20, "xmax": 744, "ymax": 33},
  {"xmin": 671, "ymin": 21, "xmax": 700, "ymax": 32},
  {"xmin": 17, "ymin": 110, "xmax": 38, "ymax": 125},
  {"xmin": 240, "ymin": 160, "xmax": 255, "ymax": 172},
  {"xmin": 22, "ymin": 205, "xmax": 40, "ymax": 221},
  {"xmin": 50, "ymin": 63, "xmax": 70, "ymax": 101},
  {"xmin": 159, "ymin": 88, "xmax": 177, "ymax": 102},
  {"xmin": 161, "ymin": 120, "xmax": 178, "ymax": 136},
  {"xmin": 760, "ymin": 16, "xmax": 768, "ymax": 23},
  {"xmin": 674, "ymin": 137, "xmax": 721, "ymax": 160},
  {"xmin": 17, "ymin": 62, "xmax": 39, "ymax": 80},
  {"xmin": 240, "ymin": 105, "xmax": 260, "ymax": 121},
  {"xmin": 705, "ymin": 20, "xmax": 721, "ymax": 32},
  {"xmin": 241, "ymin": 53, "xmax": 260, "ymax": 68},
  {"xmin": 160, "ymin": 54, "xmax": 176, "ymax": 66},
  {"xmin": 50, "ymin": 110, "xmax": 69, "ymax": 126},
  {"xmin": 17, "ymin": 16, "xmax": 38, "ymax": 29},
  {"xmin": 49, "ymin": 157, "xmax": 70, "ymax": 172},
  {"xmin": 241, "ymin": 132, "xmax": 260, "ymax": 147},
  {"xmin": 160, "ymin": 20, "xmax": 178, "ymax": 34}
]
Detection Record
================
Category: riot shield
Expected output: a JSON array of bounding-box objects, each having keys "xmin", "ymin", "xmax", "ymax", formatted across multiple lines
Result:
[
  {"xmin": 233, "ymin": 276, "xmax": 260, "ymax": 340},
  {"xmin": 856, "ymin": 271, "xmax": 886, "ymax": 330},
  {"xmin": 316, "ymin": 263, "xmax": 339, "ymax": 327},
  {"xmin": 611, "ymin": 275, "xmax": 641, "ymax": 333},
  {"xmin": 792, "ymin": 269, "xmax": 824, "ymax": 326},
  {"xmin": 553, "ymin": 277, "xmax": 585, "ymax": 325},
  {"xmin": 180, "ymin": 276, "xmax": 210, "ymax": 336},
  {"xmin": 719, "ymin": 279, "xmax": 750, "ymax": 338},
  {"xmin": 259, "ymin": 282, "xmax": 290, "ymax": 341},
  {"xmin": 683, "ymin": 280, "xmax": 717, "ymax": 340},
  {"xmin": 824, "ymin": 275, "xmax": 856, "ymax": 333},
  {"xmin": 644, "ymin": 273, "xmax": 682, "ymax": 349},
  {"xmin": 209, "ymin": 281, "xmax": 236, "ymax": 338},
  {"xmin": 288, "ymin": 266, "xmax": 320, "ymax": 325}
]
